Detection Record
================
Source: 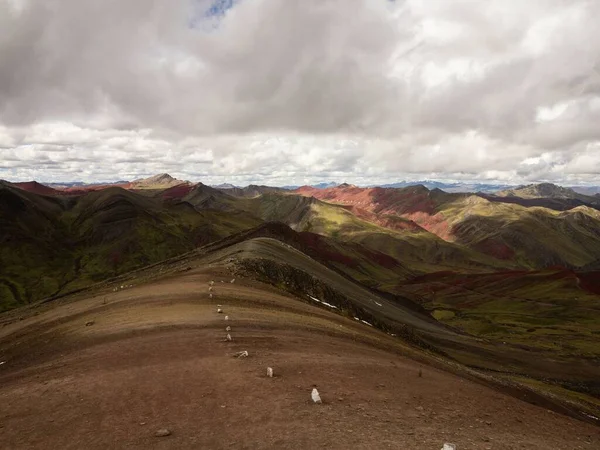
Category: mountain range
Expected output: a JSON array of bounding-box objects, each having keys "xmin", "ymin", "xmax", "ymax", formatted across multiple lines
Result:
[{"xmin": 2, "ymin": 174, "xmax": 600, "ymax": 430}]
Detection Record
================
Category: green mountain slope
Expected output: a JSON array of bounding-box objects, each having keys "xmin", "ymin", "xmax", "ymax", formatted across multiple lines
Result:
[{"xmin": 0, "ymin": 185, "xmax": 260, "ymax": 310}]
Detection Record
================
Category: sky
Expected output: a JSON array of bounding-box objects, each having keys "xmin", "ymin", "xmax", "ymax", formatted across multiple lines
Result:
[{"xmin": 1, "ymin": 0, "xmax": 600, "ymax": 186}]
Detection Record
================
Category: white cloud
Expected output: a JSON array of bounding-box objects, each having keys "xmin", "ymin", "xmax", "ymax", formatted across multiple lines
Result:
[{"xmin": 0, "ymin": 0, "xmax": 599, "ymax": 186}]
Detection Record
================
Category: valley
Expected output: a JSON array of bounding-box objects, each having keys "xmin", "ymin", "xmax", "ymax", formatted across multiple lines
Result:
[{"xmin": 1, "ymin": 175, "xmax": 600, "ymax": 448}]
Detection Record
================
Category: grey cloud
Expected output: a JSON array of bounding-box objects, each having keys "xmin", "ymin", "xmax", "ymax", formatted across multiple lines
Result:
[{"xmin": 1, "ymin": 0, "xmax": 600, "ymax": 184}]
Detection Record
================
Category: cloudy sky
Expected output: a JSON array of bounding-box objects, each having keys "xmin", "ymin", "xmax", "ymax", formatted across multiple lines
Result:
[{"xmin": 1, "ymin": 0, "xmax": 599, "ymax": 186}]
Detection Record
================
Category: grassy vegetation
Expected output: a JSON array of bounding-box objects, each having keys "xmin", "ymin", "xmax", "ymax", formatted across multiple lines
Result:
[
  {"xmin": 0, "ymin": 184, "xmax": 260, "ymax": 310},
  {"xmin": 400, "ymin": 270, "xmax": 600, "ymax": 359}
]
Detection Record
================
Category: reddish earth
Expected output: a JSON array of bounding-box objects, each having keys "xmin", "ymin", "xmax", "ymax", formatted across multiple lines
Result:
[
  {"xmin": 473, "ymin": 238, "xmax": 516, "ymax": 260},
  {"xmin": 0, "ymin": 267, "xmax": 598, "ymax": 449},
  {"xmin": 12, "ymin": 181, "xmax": 60, "ymax": 196},
  {"xmin": 579, "ymin": 271, "xmax": 600, "ymax": 295},
  {"xmin": 344, "ymin": 205, "xmax": 425, "ymax": 232},
  {"xmin": 404, "ymin": 269, "xmax": 598, "ymax": 297},
  {"xmin": 10, "ymin": 182, "xmax": 130, "ymax": 196},
  {"xmin": 61, "ymin": 183, "xmax": 130, "ymax": 194},
  {"xmin": 161, "ymin": 183, "xmax": 195, "ymax": 200},
  {"xmin": 296, "ymin": 185, "xmax": 453, "ymax": 240}
]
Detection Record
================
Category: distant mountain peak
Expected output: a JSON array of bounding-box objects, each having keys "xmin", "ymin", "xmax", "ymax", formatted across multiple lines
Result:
[
  {"xmin": 135, "ymin": 173, "xmax": 174, "ymax": 183},
  {"xmin": 497, "ymin": 183, "xmax": 579, "ymax": 199},
  {"xmin": 131, "ymin": 173, "xmax": 188, "ymax": 189}
]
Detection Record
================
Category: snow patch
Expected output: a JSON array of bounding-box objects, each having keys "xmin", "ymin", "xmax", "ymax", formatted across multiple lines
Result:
[
  {"xmin": 308, "ymin": 295, "xmax": 338, "ymax": 309},
  {"xmin": 353, "ymin": 317, "xmax": 373, "ymax": 327}
]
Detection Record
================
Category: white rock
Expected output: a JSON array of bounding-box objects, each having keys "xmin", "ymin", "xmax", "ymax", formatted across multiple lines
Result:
[
  {"xmin": 226, "ymin": 333, "xmax": 232, "ymax": 341},
  {"xmin": 311, "ymin": 388, "xmax": 322, "ymax": 404},
  {"xmin": 267, "ymin": 367, "xmax": 273, "ymax": 378},
  {"xmin": 234, "ymin": 351, "xmax": 249, "ymax": 358},
  {"xmin": 155, "ymin": 429, "xmax": 171, "ymax": 437},
  {"xmin": 224, "ymin": 316, "xmax": 229, "ymax": 321},
  {"xmin": 226, "ymin": 326, "xmax": 231, "ymax": 331},
  {"xmin": 217, "ymin": 308, "xmax": 223, "ymax": 314},
  {"xmin": 441, "ymin": 444, "xmax": 456, "ymax": 450},
  {"xmin": 208, "ymin": 286, "xmax": 213, "ymax": 292},
  {"xmin": 230, "ymin": 279, "xmax": 235, "ymax": 284},
  {"xmin": 209, "ymin": 293, "xmax": 213, "ymax": 298}
]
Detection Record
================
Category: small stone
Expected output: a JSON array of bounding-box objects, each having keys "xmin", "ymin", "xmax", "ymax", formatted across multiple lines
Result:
[
  {"xmin": 311, "ymin": 387, "xmax": 322, "ymax": 404},
  {"xmin": 155, "ymin": 429, "xmax": 171, "ymax": 437},
  {"xmin": 85, "ymin": 321, "xmax": 95, "ymax": 327}
]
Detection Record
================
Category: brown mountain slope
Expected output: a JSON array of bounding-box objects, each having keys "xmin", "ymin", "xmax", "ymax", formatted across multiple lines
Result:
[
  {"xmin": 1, "ymin": 264, "xmax": 598, "ymax": 448},
  {"xmin": 9, "ymin": 181, "xmax": 61, "ymax": 196},
  {"xmin": 128, "ymin": 173, "xmax": 190, "ymax": 189}
]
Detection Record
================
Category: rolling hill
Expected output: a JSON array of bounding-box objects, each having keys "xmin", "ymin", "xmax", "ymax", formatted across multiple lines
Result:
[
  {"xmin": 295, "ymin": 184, "xmax": 600, "ymax": 269},
  {"xmin": 2, "ymin": 250, "xmax": 598, "ymax": 448},
  {"xmin": 2, "ymin": 176, "xmax": 600, "ymax": 447},
  {"xmin": 0, "ymin": 184, "xmax": 260, "ymax": 310}
]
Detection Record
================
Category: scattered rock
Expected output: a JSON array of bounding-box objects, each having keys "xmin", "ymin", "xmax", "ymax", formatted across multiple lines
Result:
[
  {"xmin": 267, "ymin": 367, "xmax": 273, "ymax": 378},
  {"xmin": 225, "ymin": 333, "xmax": 232, "ymax": 341},
  {"xmin": 226, "ymin": 326, "xmax": 231, "ymax": 332},
  {"xmin": 311, "ymin": 387, "xmax": 322, "ymax": 404},
  {"xmin": 85, "ymin": 321, "xmax": 95, "ymax": 327},
  {"xmin": 234, "ymin": 351, "xmax": 248, "ymax": 358},
  {"xmin": 155, "ymin": 429, "xmax": 171, "ymax": 437},
  {"xmin": 441, "ymin": 444, "xmax": 456, "ymax": 450}
]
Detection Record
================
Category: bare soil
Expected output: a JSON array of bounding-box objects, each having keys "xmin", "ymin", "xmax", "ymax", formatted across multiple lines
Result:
[{"xmin": 1, "ymin": 268, "xmax": 599, "ymax": 449}]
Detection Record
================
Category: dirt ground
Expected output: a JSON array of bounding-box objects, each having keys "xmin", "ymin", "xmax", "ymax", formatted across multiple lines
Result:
[{"xmin": 1, "ymin": 268, "xmax": 599, "ymax": 449}]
